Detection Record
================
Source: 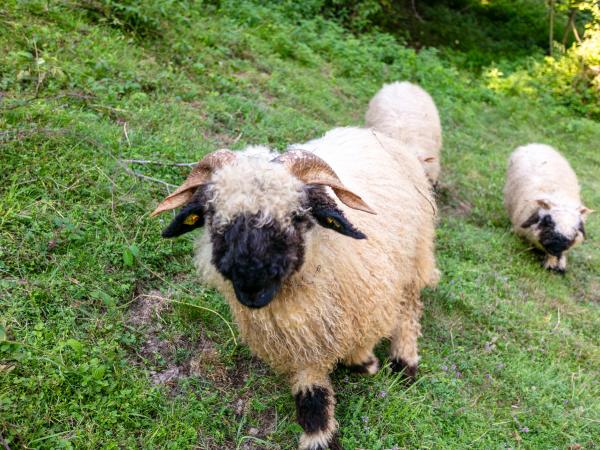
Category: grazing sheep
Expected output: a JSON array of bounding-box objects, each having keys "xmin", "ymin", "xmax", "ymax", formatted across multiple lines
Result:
[
  {"xmin": 365, "ymin": 81, "xmax": 442, "ymax": 184},
  {"xmin": 151, "ymin": 127, "xmax": 438, "ymax": 450},
  {"xmin": 504, "ymin": 143, "xmax": 593, "ymax": 273}
]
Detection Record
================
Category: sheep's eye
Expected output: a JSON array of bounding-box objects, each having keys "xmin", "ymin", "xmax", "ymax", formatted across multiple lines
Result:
[
  {"xmin": 326, "ymin": 216, "xmax": 341, "ymax": 228},
  {"xmin": 183, "ymin": 214, "xmax": 201, "ymax": 225}
]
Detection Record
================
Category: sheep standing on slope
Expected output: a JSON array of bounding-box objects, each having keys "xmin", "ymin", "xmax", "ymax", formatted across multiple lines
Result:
[
  {"xmin": 504, "ymin": 144, "xmax": 593, "ymax": 273},
  {"xmin": 151, "ymin": 127, "xmax": 438, "ymax": 449},
  {"xmin": 365, "ymin": 81, "xmax": 443, "ymax": 185}
]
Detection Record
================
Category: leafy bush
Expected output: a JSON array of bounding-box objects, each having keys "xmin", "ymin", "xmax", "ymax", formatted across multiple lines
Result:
[
  {"xmin": 76, "ymin": 0, "xmax": 198, "ymax": 37},
  {"xmin": 485, "ymin": 13, "xmax": 600, "ymax": 119}
]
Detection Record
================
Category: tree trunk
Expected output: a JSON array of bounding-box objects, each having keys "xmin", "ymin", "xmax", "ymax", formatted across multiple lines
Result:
[
  {"xmin": 411, "ymin": 0, "xmax": 424, "ymax": 22},
  {"xmin": 548, "ymin": 0, "xmax": 555, "ymax": 56},
  {"xmin": 572, "ymin": 20, "xmax": 582, "ymax": 43},
  {"xmin": 562, "ymin": 9, "xmax": 577, "ymax": 47}
]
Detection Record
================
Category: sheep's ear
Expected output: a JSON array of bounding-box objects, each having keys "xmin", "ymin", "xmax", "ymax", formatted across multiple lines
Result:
[
  {"xmin": 161, "ymin": 202, "xmax": 205, "ymax": 238},
  {"xmin": 521, "ymin": 210, "xmax": 540, "ymax": 228},
  {"xmin": 536, "ymin": 198, "xmax": 553, "ymax": 209},
  {"xmin": 312, "ymin": 208, "xmax": 366, "ymax": 239},
  {"xmin": 306, "ymin": 186, "xmax": 366, "ymax": 239},
  {"xmin": 580, "ymin": 206, "xmax": 594, "ymax": 218}
]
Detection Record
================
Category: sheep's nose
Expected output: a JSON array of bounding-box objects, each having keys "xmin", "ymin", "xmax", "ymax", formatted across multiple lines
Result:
[
  {"xmin": 543, "ymin": 236, "xmax": 574, "ymax": 256},
  {"xmin": 232, "ymin": 281, "xmax": 280, "ymax": 309}
]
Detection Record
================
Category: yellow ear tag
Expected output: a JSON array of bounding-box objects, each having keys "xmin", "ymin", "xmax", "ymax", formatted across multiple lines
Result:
[
  {"xmin": 326, "ymin": 217, "xmax": 340, "ymax": 228},
  {"xmin": 183, "ymin": 214, "xmax": 200, "ymax": 226}
]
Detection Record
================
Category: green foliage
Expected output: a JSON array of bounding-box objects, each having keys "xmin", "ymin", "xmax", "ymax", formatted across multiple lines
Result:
[
  {"xmin": 0, "ymin": 0, "xmax": 599, "ymax": 448},
  {"xmin": 75, "ymin": 0, "xmax": 200, "ymax": 37}
]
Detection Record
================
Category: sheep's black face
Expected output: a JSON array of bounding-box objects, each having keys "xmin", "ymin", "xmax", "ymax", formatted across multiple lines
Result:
[
  {"xmin": 538, "ymin": 215, "xmax": 576, "ymax": 256},
  {"xmin": 209, "ymin": 186, "xmax": 367, "ymax": 308},
  {"xmin": 523, "ymin": 212, "xmax": 581, "ymax": 257},
  {"xmin": 211, "ymin": 213, "xmax": 310, "ymax": 309}
]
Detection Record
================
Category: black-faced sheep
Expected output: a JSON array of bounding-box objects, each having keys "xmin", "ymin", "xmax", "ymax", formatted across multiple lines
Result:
[
  {"xmin": 504, "ymin": 143, "xmax": 593, "ymax": 273},
  {"xmin": 365, "ymin": 81, "xmax": 442, "ymax": 185},
  {"xmin": 152, "ymin": 128, "xmax": 438, "ymax": 449}
]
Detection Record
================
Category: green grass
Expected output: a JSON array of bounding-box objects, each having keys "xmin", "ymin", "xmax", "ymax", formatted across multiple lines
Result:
[{"xmin": 1, "ymin": 1, "xmax": 599, "ymax": 448}]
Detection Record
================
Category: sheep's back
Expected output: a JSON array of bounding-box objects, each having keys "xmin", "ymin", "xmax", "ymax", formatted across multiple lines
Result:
[
  {"xmin": 365, "ymin": 82, "xmax": 442, "ymax": 156},
  {"xmin": 257, "ymin": 127, "xmax": 436, "ymax": 371}
]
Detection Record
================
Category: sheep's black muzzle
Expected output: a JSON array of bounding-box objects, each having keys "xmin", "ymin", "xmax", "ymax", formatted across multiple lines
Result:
[
  {"xmin": 232, "ymin": 279, "xmax": 280, "ymax": 309},
  {"xmin": 537, "ymin": 214, "xmax": 576, "ymax": 257},
  {"xmin": 540, "ymin": 232, "xmax": 573, "ymax": 256}
]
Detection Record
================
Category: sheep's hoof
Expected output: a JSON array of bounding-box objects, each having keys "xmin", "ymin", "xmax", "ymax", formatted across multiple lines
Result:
[
  {"xmin": 390, "ymin": 358, "xmax": 417, "ymax": 384},
  {"xmin": 324, "ymin": 433, "xmax": 343, "ymax": 450},
  {"xmin": 346, "ymin": 356, "xmax": 380, "ymax": 376},
  {"xmin": 299, "ymin": 432, "xmax": 342, "ymax": 450},
  {"xmin": 543, "ymin": 262, "xmax": 566, "ymax": 275}
]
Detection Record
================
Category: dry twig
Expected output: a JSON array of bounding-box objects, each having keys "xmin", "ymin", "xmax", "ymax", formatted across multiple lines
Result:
[
  {"xmin": 123, "ymin": 122, "xmax": 131, "ymax": 147},
  {"xmin": 120, "ymin": 159, "xmax": 196, "ymax": 168},
  {"xmin": 118, "ymin": 161, "xmax": 176, "ymax": 191}
]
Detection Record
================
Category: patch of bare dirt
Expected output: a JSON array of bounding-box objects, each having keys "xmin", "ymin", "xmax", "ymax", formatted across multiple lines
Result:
[
  {"xmin": 189, "ymin": 339, "xmax": 229, "ymax": 385},
  {"xmin": 583, "ymin": 279, "xmax": 600, "ymax": 303},
  {"xmin": 129, "ymin": 287, "xmax": 281, "ymax": 447},
  {"xmin": 128, "ymin": 289, "xmax": 170, "ymax": 327},
  {"xmin": 435, "ymin": 181, "xmax": 473, "ymax": 218},
  {"xmin": 127, "ymin": 288, "xmax": 225, "ymax": 391},
  {"xmin": 127, "ymin": 287, "xmax": 270, "ymax": 394},
  {"xmin": 197, "ymin": 434, "xmax": 237, "ymax": 450}
]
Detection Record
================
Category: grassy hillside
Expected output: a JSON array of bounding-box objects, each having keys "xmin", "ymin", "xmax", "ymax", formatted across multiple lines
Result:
[{"xmin": 1, "ymin": 1, "xmax": 599, "ymax": 448}]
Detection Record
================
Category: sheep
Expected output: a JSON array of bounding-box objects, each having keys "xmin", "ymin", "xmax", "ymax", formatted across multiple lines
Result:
[
  {"xmin": 504, "ymin": 143, "xmax": 593, "ymax": 273},
  {"xmin": 365, "ymin": 81, "xmax": 442, "ymax": 185},
  {"xmin": 151, "ymin": 127, "xmax": 438, "ymax": 450}
]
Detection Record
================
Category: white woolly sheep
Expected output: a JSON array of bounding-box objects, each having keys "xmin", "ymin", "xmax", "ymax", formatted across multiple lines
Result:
[
  {"xmin": 365, "ymin": 81, "xmax": 442, "ymax": 184},
  {"xmin": 151, "ymin": 127, "xmax": 438, "ymax": 450},
  {"xmin": 504, "ymin": 143, "xmax": 593, "ymax": 273}
]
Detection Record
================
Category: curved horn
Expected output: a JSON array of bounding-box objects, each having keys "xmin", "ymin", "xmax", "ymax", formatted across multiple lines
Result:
[
  {"xmin": 273, "ymin": 149, "xmax": 376, "ymax": 214},
  {"xmin": 150, "ymin": 149, "xmax": 236, "ymax": 217}
]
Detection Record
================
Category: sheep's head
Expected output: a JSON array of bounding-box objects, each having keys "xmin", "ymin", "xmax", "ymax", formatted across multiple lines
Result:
[
  {"xmin": 151, "ymin": 149, "xmax": 375, "ymax": 309},
  {"xmin": 521, "ymin": 199, "xmax": 593, "ymax": 256}
]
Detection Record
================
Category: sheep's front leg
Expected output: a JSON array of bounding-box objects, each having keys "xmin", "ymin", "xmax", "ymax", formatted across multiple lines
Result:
[
  {"xmin": 291, "ymin": 370, "xmax": 341, "ymax": 450},
  {"xmin": 390, "ymin": 293, "xmax": 422, "ymax": 383},
  {"xmin": 544, "ymin": 253, "xmax": 567, "ymax": 274}
]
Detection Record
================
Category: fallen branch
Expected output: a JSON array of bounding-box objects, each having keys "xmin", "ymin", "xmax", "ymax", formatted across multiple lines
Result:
[
  {"xmin": 120, "ymin": 159, "xmax": 196, "ymax": 168},
  {"xmin": 118, "ymin": 161, "xmax": 177, "ymax": 191}
]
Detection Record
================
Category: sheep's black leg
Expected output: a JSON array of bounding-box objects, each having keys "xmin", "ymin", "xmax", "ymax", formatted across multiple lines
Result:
[
  {"xmin": 292, "ymin": 373, "xmax": 340, "ymax": 450},
  {"xmin": 390, "ymin": 293, "xmax": 422, "ymax": 384},
  {"xmin": 390, "ymin": 357, "xmax": 418, "ymax": 383},
  {"xmin": 343, "ymin": 346, "xmax": 379, "ymax": 375}
]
